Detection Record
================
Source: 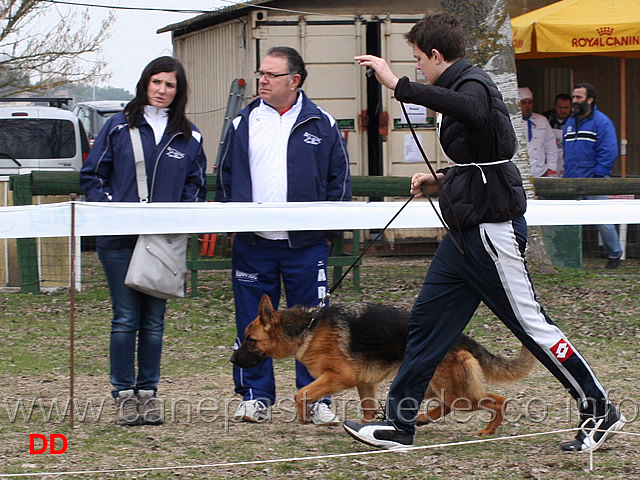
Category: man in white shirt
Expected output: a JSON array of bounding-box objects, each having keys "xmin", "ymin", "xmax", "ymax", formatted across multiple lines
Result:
[
  {"xmin": 519, "ymin": 87, "xmax": 558, "ymax": 177},
  {"xmin": 216, "ymin": 46, "xmax": 351, "ymax": 426}
]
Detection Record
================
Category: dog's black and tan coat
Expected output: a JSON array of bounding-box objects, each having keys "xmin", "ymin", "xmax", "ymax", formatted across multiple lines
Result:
[{"xmin": 231, "ymin": 294, "xmax": 534, "ymax": 435}]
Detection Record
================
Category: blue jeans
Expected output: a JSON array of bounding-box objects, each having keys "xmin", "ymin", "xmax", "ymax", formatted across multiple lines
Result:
[
  {"xmin": 586, "ymin": 196, "xmax": 623, "ymax": 260},
  {"xmin": 98, "ymin": 247, "xmax": 167, "ymax": 398}
]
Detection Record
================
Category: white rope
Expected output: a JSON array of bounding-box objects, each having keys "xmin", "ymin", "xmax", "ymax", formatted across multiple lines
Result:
[
  {"xmin": 448, "ymin": 159, "xmax": 511, "ymax": 184},
  {"xmin": 2, "ymin": 427, "xmax": 637, "ymax": 478}
]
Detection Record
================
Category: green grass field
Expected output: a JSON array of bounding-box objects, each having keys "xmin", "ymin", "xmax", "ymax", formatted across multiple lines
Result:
[{"xmin": 0, "ymin": 253, "xmax": 638, "ymax": 479}]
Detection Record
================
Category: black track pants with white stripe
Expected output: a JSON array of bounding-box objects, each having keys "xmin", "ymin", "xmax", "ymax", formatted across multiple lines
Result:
[{"xmin": 386, "ymin": 216, "xmax": 608, "ymax": 434}]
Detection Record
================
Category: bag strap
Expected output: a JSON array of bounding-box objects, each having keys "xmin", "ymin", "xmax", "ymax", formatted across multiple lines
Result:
[{"xmin": 129, "ymin": 127, "xmax": 149, "ymax": 203}]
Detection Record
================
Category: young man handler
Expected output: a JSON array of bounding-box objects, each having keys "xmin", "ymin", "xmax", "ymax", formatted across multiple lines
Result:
[{"xmin": 346, "ymin": 12, "xmax": 625, "ymax": 453}]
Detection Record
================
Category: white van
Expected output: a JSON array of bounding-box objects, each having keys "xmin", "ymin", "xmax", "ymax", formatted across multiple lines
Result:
[
  {"xmin": 73, "ymin": 100, "xmax": 128, "ymax": 144},
  {"xmin": 0, "ymin": 100, "xmax": 90, "ymax": 175}
]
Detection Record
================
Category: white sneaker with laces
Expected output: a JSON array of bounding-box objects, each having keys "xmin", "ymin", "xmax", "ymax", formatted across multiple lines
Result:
[
  {"xmin": 560, "ymin": 404, "xmax": 626, "ymax": 453},
  {"xmin": 309, "ymin": 402, "xmax": 340, "ymax": 425},
  {"xmin": 233, "ymin": 400, "xmax": 270, "ymax": 423}
]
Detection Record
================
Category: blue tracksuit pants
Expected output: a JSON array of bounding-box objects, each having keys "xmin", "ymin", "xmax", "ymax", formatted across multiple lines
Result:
[
  {"xmin": 386, "ymin": 216, "xmax": 609, "ymax": 434},
  {"xmin": 231, "ymin": 235, "xmax": 330, "ymax": 404}
]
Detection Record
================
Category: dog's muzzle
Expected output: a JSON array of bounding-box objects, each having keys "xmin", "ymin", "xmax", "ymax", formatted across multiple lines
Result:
[{"xmin": 229, "ymin": 347, "xmax": 266, "ymax": 368}]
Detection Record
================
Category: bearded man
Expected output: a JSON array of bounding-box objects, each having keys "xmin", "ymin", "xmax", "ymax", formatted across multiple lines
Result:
[{"xmin": 563, "ymin": 82, "xmax": 623, "ymax": 269}]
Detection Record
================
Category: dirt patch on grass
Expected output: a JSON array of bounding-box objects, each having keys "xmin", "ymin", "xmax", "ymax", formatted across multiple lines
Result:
[{"xmin": 0, "ymin": 256, "xmax": 638, "ymax": 479}]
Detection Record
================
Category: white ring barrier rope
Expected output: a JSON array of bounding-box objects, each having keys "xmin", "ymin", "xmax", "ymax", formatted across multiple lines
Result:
[
  {"xmin": 0, "ymin": 199, "xmax": 638, "ymax": 239},
  {"xmin": 1, "ymin": 428, "xmax": 637, "ymax": 478}
]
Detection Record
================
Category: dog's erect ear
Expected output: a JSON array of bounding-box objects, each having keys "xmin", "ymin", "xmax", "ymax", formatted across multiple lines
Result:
[{"xmin": 258, "ymin": 294, "xmax": 277, "ymax": 329}]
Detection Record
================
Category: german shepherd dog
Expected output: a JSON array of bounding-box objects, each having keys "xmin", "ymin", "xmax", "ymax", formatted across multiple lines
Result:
[{"xmin": 230, "ymin": 294, "xmax": 535, "ymax": 435}]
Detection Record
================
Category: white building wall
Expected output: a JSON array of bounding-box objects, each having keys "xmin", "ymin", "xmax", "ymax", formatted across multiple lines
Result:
[{"xmin": 174, "ymin": 20, "xmax": 250, "ymax": 169}]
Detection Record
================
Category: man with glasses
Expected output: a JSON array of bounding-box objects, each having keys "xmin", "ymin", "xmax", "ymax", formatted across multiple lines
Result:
[{"xmin": 216, "ymin": 46, "xmax": 351, "ymax": 425}]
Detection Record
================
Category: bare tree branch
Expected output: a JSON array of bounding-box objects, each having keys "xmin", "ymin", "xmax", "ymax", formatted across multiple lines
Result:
[{"xmin": 0, "ymin": 0, "xmax": 114, "ymax": 96}]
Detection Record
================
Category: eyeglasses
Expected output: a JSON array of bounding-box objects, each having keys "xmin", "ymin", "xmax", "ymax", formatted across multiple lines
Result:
[{"xmin": 255, "ymin": 70, "xmax": 291, "ymax": 80}]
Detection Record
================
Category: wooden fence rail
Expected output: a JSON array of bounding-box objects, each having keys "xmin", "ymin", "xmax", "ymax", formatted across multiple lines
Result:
[{"xmin": 8, "ymin": 172, "xmax": 639, "ymax": 294}]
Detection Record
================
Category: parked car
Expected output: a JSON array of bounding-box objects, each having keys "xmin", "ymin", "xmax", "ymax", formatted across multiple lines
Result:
[
  {"xmin": 0, "ymin": 98, "xmax": 90, "ymax": 175},
  {"xmin": 73, "ymin": 100, "xmax": 128, "ymax": 144}
]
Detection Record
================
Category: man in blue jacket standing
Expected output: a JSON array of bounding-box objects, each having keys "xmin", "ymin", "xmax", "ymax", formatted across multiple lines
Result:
[
  {"xmin": 563, "ymin": 83, "xmax": 623, "ymax": 269},
  {"xmin": 216, "ymin": 46, "xmax": 351, "ymax": 425}
]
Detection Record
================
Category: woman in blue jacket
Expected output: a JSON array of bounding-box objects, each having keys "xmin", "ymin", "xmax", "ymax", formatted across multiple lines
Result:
[{"xmin": 80, "ymin": 56, "xmax": 207, "ymax": 426}]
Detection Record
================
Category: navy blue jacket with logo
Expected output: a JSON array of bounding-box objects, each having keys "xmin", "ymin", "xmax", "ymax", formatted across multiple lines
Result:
[
  {"xmin": 80, "ymin": 111, "xmax": 208, "ymax": 249},
  {"xmin": 215, "ymin": 90, "xmax": 351, "ymax": 248}
]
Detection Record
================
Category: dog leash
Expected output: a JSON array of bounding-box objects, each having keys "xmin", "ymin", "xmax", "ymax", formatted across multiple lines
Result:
[
  {"xmin": 399, "ymin": 102, "xmax": 466, "ymax": 257},
  {"xmin": 299, "ymin": 195, "xmax": 415, "ymax": 341},
  {"xmin": 305, "ymin": 105, "xmax": 453, "ymax": 331},
  {"xmin": 319, "ymin": 195, "xmax": 414, "ymax": 304},
  {"xmin": 322, "ymin": 101, "xmax": 465, "ymax": 298},
  {"xmin": 304, "ymin": 101, "xmax": 467, "ymax": 336}
]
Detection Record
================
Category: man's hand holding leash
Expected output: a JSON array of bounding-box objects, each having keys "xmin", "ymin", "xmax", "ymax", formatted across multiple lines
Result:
[
  {"xmin": 411, "ymin": 173, "xmax": 445, "ymax": 197},
  {"xmin": 354, "ymin": 54, "xmax": 399, "ymax": 90}
]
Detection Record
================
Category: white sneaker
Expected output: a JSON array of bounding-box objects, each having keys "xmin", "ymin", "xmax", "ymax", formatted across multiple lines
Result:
[
  {"xmin": 343, "ymin": 419, "xmax": 414, "ymax": 450},
  {"xmin": 560, "ymin": 404, "xmax": 626, "ymax": 453},
  {"xmin": 233, "ymin": 400, "xmax": 270, "ymax": 423},
  {"xmin": 309, "ymin": 402, "xmax": 340, "ymax": 425}
]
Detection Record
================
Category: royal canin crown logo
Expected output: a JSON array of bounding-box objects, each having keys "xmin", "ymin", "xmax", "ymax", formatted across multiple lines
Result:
[
  {"xmin": 512, "ymin": 28, "xmax": 524, "ymax": 49},
  {"xmin": 572, "ymin": 27, "xmax": 640, "ymax": 49}
]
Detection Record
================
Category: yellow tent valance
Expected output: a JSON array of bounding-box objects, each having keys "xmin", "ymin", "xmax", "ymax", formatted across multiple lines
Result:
[{"xmin": 511, "ymin": 0, "xmax": 640, "ymax": 57}]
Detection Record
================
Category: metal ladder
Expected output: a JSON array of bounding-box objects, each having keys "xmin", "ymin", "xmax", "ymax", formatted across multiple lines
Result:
[
  {"xmin": 201, "ymin": 78, "xmax": 246, "ymax": 258},
  {"xmin": 215, "ymin": 78, "xmax": 246, "ymax": 168}
]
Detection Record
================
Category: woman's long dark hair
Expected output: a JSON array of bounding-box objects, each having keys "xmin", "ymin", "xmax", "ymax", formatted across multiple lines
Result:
[{"xmin": 124, "ymin": 56, "xmax": 192, "ymax": 139}]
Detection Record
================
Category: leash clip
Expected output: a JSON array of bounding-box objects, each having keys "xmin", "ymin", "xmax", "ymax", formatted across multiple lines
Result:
[
  {"xmin": 317, "ymin": 291, "xmax": 330, "ymax": 309},
  {"xmin": 300, "ymin": 292, "xmax": 331, "ymax": 346}
]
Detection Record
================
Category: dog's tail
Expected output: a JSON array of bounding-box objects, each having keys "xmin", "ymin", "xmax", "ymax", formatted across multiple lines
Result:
[{"xmin": 456, "ymin": 334, "xmax": 535, "ymax": 383}]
